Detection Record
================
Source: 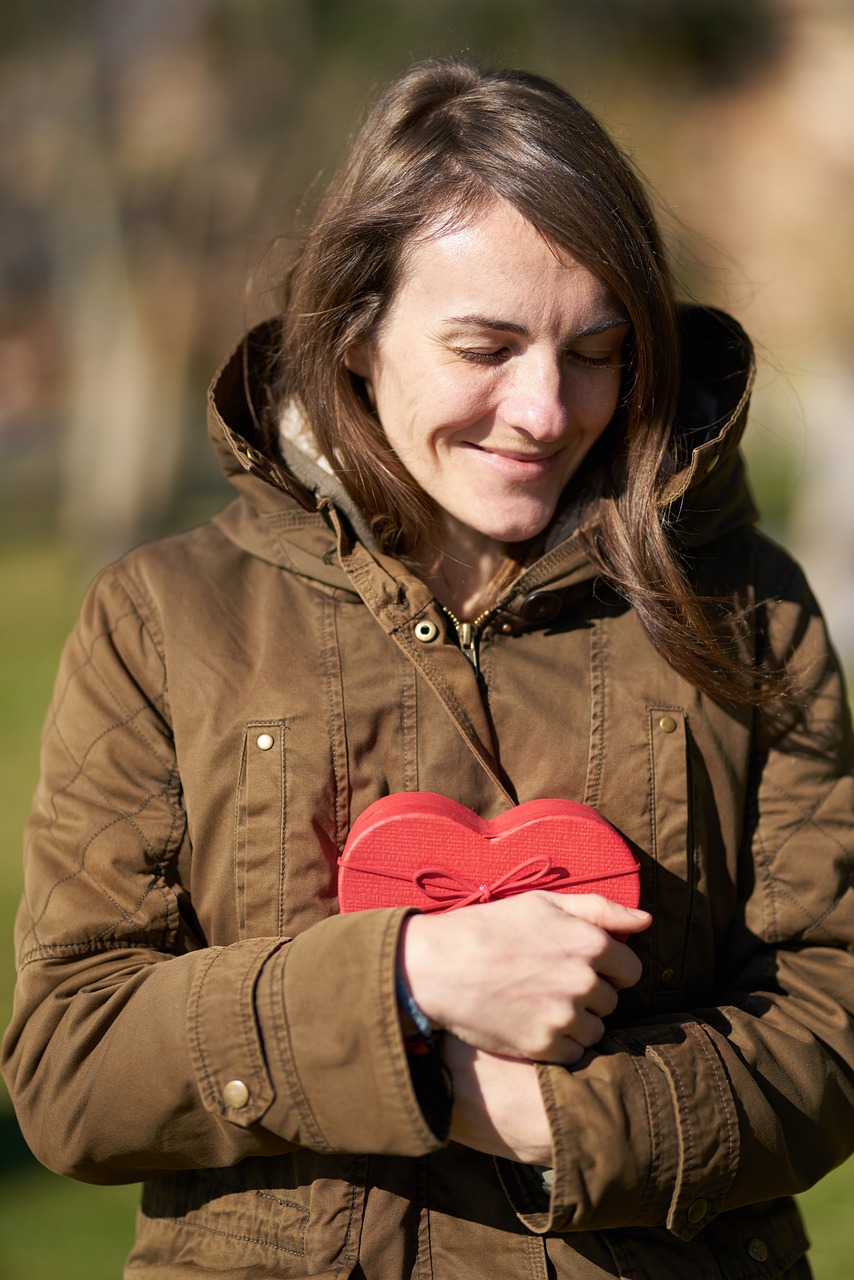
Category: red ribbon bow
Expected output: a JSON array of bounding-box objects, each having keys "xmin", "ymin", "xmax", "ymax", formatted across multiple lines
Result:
[{"xmin": 413, "ymin": 857, "xmax": 568, "ymax": 911}]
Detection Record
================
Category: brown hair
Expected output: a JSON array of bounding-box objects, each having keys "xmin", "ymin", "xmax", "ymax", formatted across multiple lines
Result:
[{"xmin": 278, "ymin": 58, "xmax": 781, "ymax": 705}]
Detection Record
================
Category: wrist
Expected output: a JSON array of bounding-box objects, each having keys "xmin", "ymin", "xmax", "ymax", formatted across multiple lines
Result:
[
  {"xmin": 397, "ymin": 912, "xmax": 446, "ymax": 1030},
  {"xmin": 394, "ymin": 969, "xmax": 435, "ymax": 1046}
]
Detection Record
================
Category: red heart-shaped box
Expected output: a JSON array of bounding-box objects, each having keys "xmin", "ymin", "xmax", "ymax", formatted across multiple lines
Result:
[{"xmin": 338, "ymin": 793, "xmax": 639, "ymax": 914}]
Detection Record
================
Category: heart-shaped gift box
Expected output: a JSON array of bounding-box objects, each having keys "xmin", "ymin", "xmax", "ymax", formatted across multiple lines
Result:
[{"xmin": 338, "ymin": 792, "xmax": 639, "ymax": 914}]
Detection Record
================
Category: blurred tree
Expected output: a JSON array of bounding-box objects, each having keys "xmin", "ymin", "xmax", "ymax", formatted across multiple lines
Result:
[{"xmin": 0, "ymin": 0, "xmax": 808, "ymax": 563}]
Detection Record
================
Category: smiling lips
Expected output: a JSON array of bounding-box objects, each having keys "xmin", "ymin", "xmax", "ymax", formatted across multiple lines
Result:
[{"xmin": 465, "ymin": 441, "xmax": 563, "ymax": 475}]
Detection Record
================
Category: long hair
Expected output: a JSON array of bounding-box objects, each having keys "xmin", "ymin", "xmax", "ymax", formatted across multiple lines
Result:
[{"xmin": 277, "ymin": 58, "xmax": 781, "ymax": 705}]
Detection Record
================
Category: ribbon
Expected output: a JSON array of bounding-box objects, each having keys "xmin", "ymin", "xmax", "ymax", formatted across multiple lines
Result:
[
  {"xmin": 338, "ymin": 854, "xmax": 638, "ymax": 912},
  {"xmin": 413, "ymin": 857, "xmax": 568, "ymax": 911}
]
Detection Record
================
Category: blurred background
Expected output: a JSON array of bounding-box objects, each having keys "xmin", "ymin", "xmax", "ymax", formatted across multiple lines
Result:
[{"xmin": 1, "ymin": 0, "xmax": 853, "ymax": 1274}]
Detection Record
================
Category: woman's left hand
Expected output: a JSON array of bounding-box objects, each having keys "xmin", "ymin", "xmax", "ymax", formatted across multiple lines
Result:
[{"xmin": 443, "ymin": 1034, "xmax": 552, "ymax": 1165}]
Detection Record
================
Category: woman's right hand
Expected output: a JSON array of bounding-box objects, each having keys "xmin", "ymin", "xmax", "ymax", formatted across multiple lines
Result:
[{"xmin": 398, "ymin": 892, "xmax": 650, "ymax": 1065}]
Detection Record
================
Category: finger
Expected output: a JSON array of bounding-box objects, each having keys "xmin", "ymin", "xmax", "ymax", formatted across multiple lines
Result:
[
  {"xmin": 582, "ymin": 973, "xmax": 620, "ymax": 1019},
  {"xmin": 537, "ymin": 1035, "xmax": 591, "ymax": 1066},
  {"xmin": 592, "ymin": 934, "xmax": 644, "ymax": 991},
  {"xmin": 550, "ymin": 892, "xmax": 652, "ymax": 934}
]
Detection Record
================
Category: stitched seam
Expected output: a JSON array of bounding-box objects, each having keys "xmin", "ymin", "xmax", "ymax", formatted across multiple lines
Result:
[
  {"xmin": 336, "ymin": 1163, "xmax": 364, "ymax": 1270},
  {"xmin": 47, "ymin": 615, "xmax": 173, "ymax": 778},
  {"xmin": 188, "ymin": 948, "xmax": 226, "ymax": 1107},
  {"xmin": 394, "ymin": 628, "xmax": 513, "ymax": 803},
  {"xmin": 320, "ymin": 599, "xmax": 348, "ymax": 853},
  {"xmin": 646, "ymin": 712, "xmax": 659, "ymax": 976},
  {"xmin": 113, "ymin": 561, "xmax": 167, "ymax": 654},
  {"xmin": 23, "ymin": 775, "xmax": 182, "ymax": 956},
  {"xmin": 762, "ymin": 773, "xmax": 850, "ymax": 857},
  {"xmin": 628, "ymin": 1049, "xmax": 663, "ymax": 1222},
  {"xmin": 194, "ymin": 1169, "xmax": 309, "ymax": 1214},
  {"xmin": 684, "ymin": 1021, "xmax": 737, "ymax": 1198},
  {"xmin": 238, "ymin": 943, "xmax": 267, "ymax": 1103},
  {"xmin": 583, "ymin": 614, "xmax": 606, "ymax": 809},
  {"xmin": 414, "ymin": 1153, "xmax": 432, "ymax": 1279},
  {"xmin": 525, "ymin": 1230, "xmax": 546, "ymax": 1279},
  {"xmin": 277, "ymin": 949, "xmax": 331, "ymax": 1152},
  {"xmin": 27, "ymin": 585, "xmax": 183, "ymax": 960},
  {"xmin": 278, "ymin": 724, "xmax": 287, "ymax": 936},
  {"xmin": 402, "ymin": 662, "xmax": 418, "ymax": 793},
  {"xmin": 338, "ymin": 542, "xmax": 512, "ymax": 799},
  {"xmin": 536, "ymin": 1064, "xmax": 569, "ymax": 1226},
  {"xmin": 377, "ymin": 913, "xmax": 433, "ymax": 1141},
  {"xmin": 155, "ymin": 1214, "xmax": 306, "ymax": 1257},
  {"xmin": 751, "ymin": 771, "xmax": 850, "ymax": 936},
  {"xmin": 666, "ymin": 1051, "xmax": 694, "ymax": 1209},
  {"xmin": 234, "ymin": 732, "xmax": 248, "ymax": 938}
]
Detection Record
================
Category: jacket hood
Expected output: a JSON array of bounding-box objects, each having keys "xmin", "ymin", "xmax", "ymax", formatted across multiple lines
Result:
[{"xmin": 206, "ymin": 304, "xmax": 759, "ymax": 589}]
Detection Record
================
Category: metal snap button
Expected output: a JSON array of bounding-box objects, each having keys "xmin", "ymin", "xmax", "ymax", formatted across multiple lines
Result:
[
  {"xmin": 256, "ymin": 733, "xmax": 274, "ymax": 751},
  {"xmin": 414, "ymin": 620, "xmax": 439, "ymax": 643},
  {"xmin": 223, "ymin": 1079, "xmax": 250, "ymax": 1109},
  {"xmin": 686, "ymin": 1198, "xmax": 708, "ymax": 1225},
  {"xmin": 659, "ymin": 715, "xmax": 677, "ymax": 734},
  {"xmin": 519, "ymin": 591, "xmax": 562, "ymax": 623},
  {"xmin": 746, "ymin": 1238, "xmax": 768, "ymax": 1263},
  {"xmin": 660, "ymin": 967, "xmax": 675, "ymax": 985}
]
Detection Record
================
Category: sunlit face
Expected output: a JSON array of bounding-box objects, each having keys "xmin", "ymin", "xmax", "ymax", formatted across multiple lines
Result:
[{"xmin": 345, "ymin": 200, "xmax": 628, "ymax": 561}]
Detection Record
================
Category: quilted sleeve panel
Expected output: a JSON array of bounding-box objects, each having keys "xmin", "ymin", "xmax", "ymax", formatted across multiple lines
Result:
[{"xmin": 16, "ymin": 567, "xmax": 185, "ymax": 961}]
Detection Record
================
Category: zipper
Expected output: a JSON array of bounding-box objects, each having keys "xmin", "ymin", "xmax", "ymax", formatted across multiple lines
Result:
[{"xmin": 440, "ymin": 604, "xmax": 495, "ymax": 674}]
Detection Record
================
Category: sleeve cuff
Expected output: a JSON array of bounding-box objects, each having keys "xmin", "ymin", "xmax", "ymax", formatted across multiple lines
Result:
[
  {"xmin": 497, "ymin": 1018, "xmax": 740, "ymax": 1240},
  {"xmin": 188, "ymin": 937, "xmax": 286, "ymax": 1128},
  {"xmin": 259, "ymin": 909, "xmax": 447, "ymax": 1155}
]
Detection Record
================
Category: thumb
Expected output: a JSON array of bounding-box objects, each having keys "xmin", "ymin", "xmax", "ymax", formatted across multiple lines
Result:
[{"xmin": 552, "ymin": 892, "xmax": 652, "ymax": 933}]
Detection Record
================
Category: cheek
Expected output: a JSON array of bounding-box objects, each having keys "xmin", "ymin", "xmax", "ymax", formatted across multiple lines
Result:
[
  {"xmin": 416, "ymin": 379, "xmax": 496, "ymax": 447},
  {"xmin": 573, "ymin": 374, "xmax": 622, "ymax": 436}
]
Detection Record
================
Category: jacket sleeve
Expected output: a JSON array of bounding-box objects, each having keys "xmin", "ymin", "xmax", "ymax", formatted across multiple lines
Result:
[
  {"xmin": 499, "ymin": 556, "xmax": 854, "ymax": 1241},
  {"xmin": 1, "ymin": 566, "xmax": 445, "ymax": 1183}
]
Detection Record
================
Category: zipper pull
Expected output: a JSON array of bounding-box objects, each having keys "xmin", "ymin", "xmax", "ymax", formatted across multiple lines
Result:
[
  {"xmin": 457, "ymin": 621, "xmax": 480, "ymax": 673},
  {"xmin": 439, "ymin": 603, "xmax": 491, "ymax": 674}
]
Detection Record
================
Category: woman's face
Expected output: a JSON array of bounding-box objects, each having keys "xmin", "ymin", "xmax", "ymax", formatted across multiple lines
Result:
[{"xmin": 345, "ymin": 199, "xmax": 628, "ymax": 558}]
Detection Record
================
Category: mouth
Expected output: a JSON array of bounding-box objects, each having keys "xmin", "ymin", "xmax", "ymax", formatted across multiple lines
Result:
[{"xmin": 464, "ymin": 442, "xmax": 562, "ymax": 476}]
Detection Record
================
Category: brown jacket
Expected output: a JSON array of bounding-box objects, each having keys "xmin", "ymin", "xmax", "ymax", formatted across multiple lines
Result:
[{"xmin": 3, "ymin": 308, "xmax": 853, "ymax": 1278}]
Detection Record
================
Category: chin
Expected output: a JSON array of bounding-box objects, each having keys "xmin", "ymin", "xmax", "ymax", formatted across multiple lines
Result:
[{"xmin": 482, "ymin": 510, "xmax": 556, "ymax": 546}]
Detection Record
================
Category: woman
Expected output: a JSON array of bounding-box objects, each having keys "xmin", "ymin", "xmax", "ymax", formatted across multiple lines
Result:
[{"xmin": 4, "ymin": 58, "xmax": 853, "ymax": 1279}]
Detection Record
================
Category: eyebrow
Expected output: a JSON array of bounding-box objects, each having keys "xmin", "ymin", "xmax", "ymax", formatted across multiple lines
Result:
[{"xmin": 444, "ymin": 314, "xmax": 630, "ymax": 338}]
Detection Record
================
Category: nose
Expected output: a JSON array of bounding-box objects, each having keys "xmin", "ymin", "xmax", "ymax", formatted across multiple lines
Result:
[{"xmin": 501, "ymin": 353, "xmax": 568, "ymax": 442}]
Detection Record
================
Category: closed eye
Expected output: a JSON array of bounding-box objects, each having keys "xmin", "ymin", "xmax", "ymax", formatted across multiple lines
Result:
[
  {"xmin": 566, "ymin": 350, "xmax": 622, "ymax": 369},
  {"xmin": 455, "ymin": 347, "xmax": 512, "ymax": 365}
]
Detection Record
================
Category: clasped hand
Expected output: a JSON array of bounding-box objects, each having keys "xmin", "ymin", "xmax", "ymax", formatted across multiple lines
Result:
[
  {"xmin": 398, "ymin": 892, "xmax": 651, "ymax": 1164},
  {"xmin": 399, "ymin": 891, "xmax": 651, "ymax": 1065}
]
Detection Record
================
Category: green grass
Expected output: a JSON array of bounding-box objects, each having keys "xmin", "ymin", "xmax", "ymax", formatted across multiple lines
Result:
[{"xmin": 1, "ymin": 537, "xmax": 853, "ymax": 1277}]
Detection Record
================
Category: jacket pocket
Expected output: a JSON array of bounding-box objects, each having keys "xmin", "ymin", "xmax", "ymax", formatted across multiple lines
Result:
[
  {"xmin": 701, "ymin": 1197, "xmax": 810, "ymax": 1279},
  {"xmin": 648, "ymin": 707, "xmax": 693, "ymax": 995},
  {"xmin": 235, "ymin": 720, "xmax": 287, "ymax": 939},
  {"xmin": 131, "ymin": 1154, "xmax": 367, "ymax": 1277},
  {"xmin": 602, "ymin": 1196, "xmax": 810, "ymax": 1279}
]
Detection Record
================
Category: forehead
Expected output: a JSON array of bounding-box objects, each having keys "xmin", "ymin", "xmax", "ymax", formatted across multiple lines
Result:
[{"xmin": 389, "ymin": 198, "xmax": 616, "ymax": 323}]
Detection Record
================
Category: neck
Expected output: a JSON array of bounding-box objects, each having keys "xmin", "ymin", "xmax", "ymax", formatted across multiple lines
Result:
[{"xmin": 418, "ymin": 519, "xmax": 509, "ymax": 621}]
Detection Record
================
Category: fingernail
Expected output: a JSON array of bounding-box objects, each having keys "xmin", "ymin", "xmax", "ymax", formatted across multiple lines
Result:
[{"xmin": 627, "ymin": 908, "xmax": 651, "ymax": 918}]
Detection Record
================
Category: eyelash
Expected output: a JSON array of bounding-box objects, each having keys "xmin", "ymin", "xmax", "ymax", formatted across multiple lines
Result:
[{"xmin": 456, "ymin": 348, "xmax": 620, "ymax": 369}]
